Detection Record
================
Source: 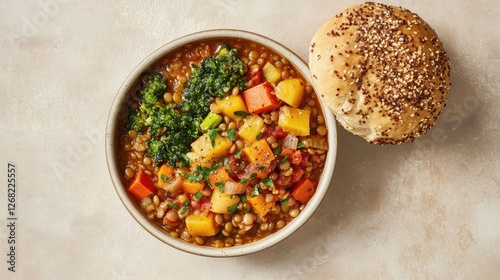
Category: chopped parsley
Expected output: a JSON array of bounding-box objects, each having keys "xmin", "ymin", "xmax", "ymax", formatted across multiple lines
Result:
[
  {"xmin": 234, "ymin": 149, "xmax": 242, "ymax": 159},
  {"xmin": 227, "ymin": 203, "xmax": 239, "ymax": 213},
  {"xmin": 274, "ymin": 146, "xmax": 282, "ymax": 155},
  {"xmin": 160, "ymin": 174, "xmax": 168, "ymax": 182},
  {"xmin": 256, "ymin": 131, "xmax": 262, "ymax": 140},
  {"xmin": 227, "ymin": 128, "xmax": 236, "ymax": 141},
  {"xmin": 215, "ymin": 182, "xmax": 224, "ymax": 192},
  {"xmin": 208, "ymin": 128, "xmax": 220, "ymax": 147},
  {"xmin": 281, "ymin": 198, "xmax": 289, "ymax": 205},
  {"xmin": 234, "ymin": 111, "xmax": 250, "ymax": 118},
  {"xmin": 280, "ymin": 154, "xmax": 289, "ymax": 163},
  {"xmin": 194, "ymin": 191, "xmax": 203, "ymax": 200},
  {"xmin": 261, "ymin": 178, "xmax": 274, "ymax": 187},
  {"xmin": 240, "ymin": 173, "xmax": 257, "ymax": 183},
  {"xmin": 297, "ymin": 141, "xmax": 305, "ymax": 149},
  {"xmin": 251, "ymin": 185, "xmax": 261, "ymax": 196},
  {"xmin": 240, "ymin": 194, "xmax": 247, "ymax": 203},
  {"xmin": 180, "ymin": 163, "xmax": 220, "ymax": 183},
  {"xmin": 168, "ymin": 203, "xmax": 179, "ymax": 209}
]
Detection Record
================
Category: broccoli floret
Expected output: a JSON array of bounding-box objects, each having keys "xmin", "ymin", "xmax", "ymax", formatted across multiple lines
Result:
[
  {"xmin": 125, "ymin": 73, "xmax": 167, "ymax": 133},
  {"xmin": 141, "ymin": 73, "xmax": 167, "ymax": 106},
  {"xmin": 125, "ymin": 107, "xmax": 147, "ymax": 133}
]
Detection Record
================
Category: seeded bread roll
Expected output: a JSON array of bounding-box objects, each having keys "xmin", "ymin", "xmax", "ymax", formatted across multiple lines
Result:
[{"xmin": 309, "ymin": 2, "xmax": 451, "ymax": 144}]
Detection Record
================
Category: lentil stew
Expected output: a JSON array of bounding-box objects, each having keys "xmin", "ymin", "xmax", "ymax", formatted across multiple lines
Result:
[{"xmin": 116, "ymin": 37, "xmax": 329, "ymax": 248}]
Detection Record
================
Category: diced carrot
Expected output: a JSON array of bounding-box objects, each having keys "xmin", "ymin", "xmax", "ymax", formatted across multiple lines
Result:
[
  {"xmin": 182, "ymin": 180, "xmax": 205, "ymax": 194},
  {"xmin": 128, "ymin": 170, "xmax": 157, "ymax": 201},
  {"xmin": 291, "ymin": 178, "xmax": 317, "ymax": 204},
  {"xmin": 157, "ymin": 164, "xmax": 175, "ymax": 187},
  {"xmin": 243, "ymin": 139, "xmax": 275, "ymax": 165},
  {"xmin": 242, "ymin": 82, "xmax": 280, "ymax": 114},
  {"xmin": 248, "ymin": 194, "xmax": 275, "ymax": 217}
]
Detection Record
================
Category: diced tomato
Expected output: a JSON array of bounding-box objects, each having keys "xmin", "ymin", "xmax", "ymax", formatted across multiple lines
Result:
[
  {"xmin": 291, "ymin": 167, "xmax": 304, "ymax": 184},
  {"xmin": 247, "ymin": 67, "xmax": 262, "ymax": 88},
  {"xmin": 280, "ymin": 148, "xmax": 304, "ymax": 166},
  {"xmin": 273, "ymin": 127, "xmax": 288, "ymax": 139},
  {"xmin": 191, "ymin": 196, "xmax": 211, "ymax": 214},
  {"xmin": 276, "ymin": 174, "xmax": 292, "ymax": 188},
  {"xmin": 299, "ymin": 151, "xmax": 310, "ymax": 167},
  {"xmin": 261, "ymin": 126, "xmax": 274, "ymax": 139}
]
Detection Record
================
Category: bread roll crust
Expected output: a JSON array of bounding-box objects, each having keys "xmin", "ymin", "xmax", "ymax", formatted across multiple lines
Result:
[{"xmin": 309, "ymin": 2, "xmax": 451, "ymax": 144}]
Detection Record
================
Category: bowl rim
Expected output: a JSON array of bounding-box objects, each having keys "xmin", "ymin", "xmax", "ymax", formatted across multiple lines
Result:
[{"xmin": 105, "ymin": 29, "xmax": 337, "ymax": 257}]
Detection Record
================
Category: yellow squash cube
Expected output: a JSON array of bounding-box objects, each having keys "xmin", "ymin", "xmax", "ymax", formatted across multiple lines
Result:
[
  {"xmin": 238, "ymin": 115, "xmax": 264, "ymax": 142},
  {"xmin": 215, "ymin": 95, "xmax": 248, "ymax": 120},
  {"xmin": 262, "ymin": 62, "xmax": 281, "ymax": 84},
  {"xmin": 276, "ymin": 78, "xmax": 305, "ymax": 107},
  {"xmin": 187, "ymin": 133, "xmax": 232, "ymax": 167},
  {"xmin": 210, "ymin": 187, "xmax": 240, "ymax": 214},
  {"xmin": 185, "ymin": 213, "xmax": 218, "ymax": 236},
  {"xmin": 278, "ymin": 106, "xmax": 310, "ymax": 136}
]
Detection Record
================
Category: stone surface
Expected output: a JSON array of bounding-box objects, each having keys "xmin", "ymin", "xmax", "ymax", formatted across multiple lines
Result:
[{"xmin": 0, "ymin": 0, "xmax": 499, "ymax": 279}]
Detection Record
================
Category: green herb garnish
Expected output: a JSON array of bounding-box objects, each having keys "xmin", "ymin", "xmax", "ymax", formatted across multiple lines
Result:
[
  {"xmin": 216, "ymin": 182, "xmax": 225, "ymax": 192},
  {"xmin": 227, "ymin": 204, "xmax": 239, "ymax": 213},
  {"xmin": 256, "ymin": 131, "xmax": 262, "ymax": 140},
  {"xmin": 281, "ymin": 198, "xmax": 289, "ymax": 205},
  {"xmin": 280, "ymin": 154, "xmax": 289, "ymax": 163},
  {"xmin": 160, "ymin": 174, "xmax": 168, "ymax": 182},
  {"xmin": 194, "ymin": 191, "xmax": 203, "ymax": 200},
  {"xmin": 234, "ymin": 111, "xmax": 250, "ymax": 118},
  {"xmin": 261, "ymin": 178, "xmax": 274, "ymax": 187},
  {"xmin": 251, "ymin": 185, "xmax": 261, "ymax": 196},
  {"xmin": 227, "ymin": 128, "xmax": 237, "ymax": 141},
  {"xmin": 168, "ymin": 203, "xmax": 179, "ymax": 209},
  {"xmin": 234, "ymin": 149, "xmax": 242, "ymax": 159},
  {"xmin": 240, "ymin": 173, "xmax": 257, "ymax": 183},
  {"xmin": 208, "ymin": 128, "xmax": 220, "ymax": 147},
  {"xmin": 297, "ymin": 141, "xmax": 305, "ymax": 149}
]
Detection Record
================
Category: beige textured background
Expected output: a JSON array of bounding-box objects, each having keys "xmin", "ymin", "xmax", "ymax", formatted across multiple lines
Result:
[{"xmin": 1, "ymin": 0, "xmax": 499, "ymax": 279}]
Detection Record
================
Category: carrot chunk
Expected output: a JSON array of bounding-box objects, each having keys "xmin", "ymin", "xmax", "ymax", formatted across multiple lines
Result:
[
  {"xmin": 128, "ymin": 170, "xmax": 157, "ymax": 201},
  {"xmin": 291, "ymin": 178, "xmax": 317, "ymax": 204},
  {"xmin": 242, "ymin": 82, "xmax": 280, "ymax": 114}
]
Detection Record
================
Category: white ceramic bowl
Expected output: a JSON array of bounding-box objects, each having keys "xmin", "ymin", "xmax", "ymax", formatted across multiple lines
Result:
[{"xmin": 105, "ymin": 29, "xmax": 337, "ymax": 257}]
